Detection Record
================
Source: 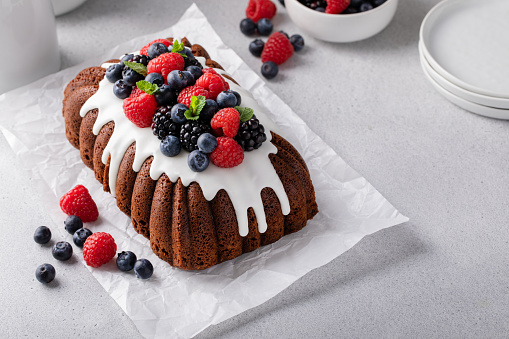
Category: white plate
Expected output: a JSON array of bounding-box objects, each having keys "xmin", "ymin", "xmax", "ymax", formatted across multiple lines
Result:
[
  {"xmin": 420, "ymin": 0, "xmax": 509, "ymax": 99},
  {"xmin": 418, "ymin": 41, "xmax": 509, "ymax": 109},
  {"xmin": 419, "ymin": 54, "xmax": 509, "ymax": 120}
]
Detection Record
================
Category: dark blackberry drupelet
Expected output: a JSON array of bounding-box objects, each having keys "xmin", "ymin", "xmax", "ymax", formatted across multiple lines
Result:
[
  {"xmin": 126, "ymin": 54, "xmax": 149, "ymax": 66},
  {"xmin": 235, "ymin": 117, "xmax": 267, "ymax": 152},
  {"xmin": 179, "ymin": 120, "xmax": 211, "ymax": 152},
  {"xmin": 185, "ymin": 57, "xmax": 203, "ymax": 69},
  {"xmin": 151, "ymin": 106, "xmax": 181, "ymax": 140}
]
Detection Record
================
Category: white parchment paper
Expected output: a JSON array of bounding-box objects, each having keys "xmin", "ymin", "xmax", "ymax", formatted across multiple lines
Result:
[{"xmin": 0, "ymin": 4, "xmax": 408, "ymax": 338}]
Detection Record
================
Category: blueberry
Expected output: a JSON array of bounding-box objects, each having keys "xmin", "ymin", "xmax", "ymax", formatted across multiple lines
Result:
[
  {"xmin": 105, "ymin": 63, "xmax": 124, "ymax": 83},
  {"xmin": 154, "ymin": 84, "xmax": 177, "ymax": 106},
  {"xmin": 120, "ymin": 53, "xmax": 134, "ymax": 65},
  {"xmin": 134, "ymin": 259, "xmax": 154, "ymax": 279},
  {"xmin": 116, "ymin": 251, "xmax": 137, "ymax": 271},
  {"xmin": 371, "ymin": 0, "xmax": 387, "ymax": 7},
  {"xmin": 240, "ymin": 18, "xmax": 256, "ymax": 36},
  {"xmin": 261, "ymin": 61, "xmax": 278, "ymax": 79},
  {"xmin": 290, "ymin": 34, "xmax": 305, "ymax": 52},
  {"xmin": 160, "ymin": 135, "xmax": 181, "ymax": 157},
  {"xmin": 257, "ymin": 18, "xmax": 273, "ymax": 36},
  {"xmin": 200, "ymin": 99, "xmax": 219, "ymax": 122},
  {"xmin": 145, "ymin": 73, "xmax": 165, "ymax": 87},
  {"xmin": 113, "ymin": 79, "xmax": 132, "ymax": 99},
  {"xmin": 148, "ymin": 42, "xmax": 169, "ymax": 59},
  {"xmin": 350, "ymin": 0, "xmax": 363, "ymax": 7},
  {"xmin": 34, "ymin": 226, "xmax": 51, "ymax": 244},
  {"xmin": 170, "ymin": 103, "xmax": 188, "ymax": 124},
  {"xmin": 167, "ymin": 70, "xmax": 188, "ymax": 91},
  {"xmin": 181, "ymin": 70, "xmax": 195, "ymax": 86},
  {"xmin": 64, "ymin": 215, "xmax": 83, "ymax": 235},
  {"xmin": 73, "ymin": 228, "xmax": 92, "ymax": 248},
  {"xmin": 315, "ymin": 7, "xmax": 325, "ymax": 12},
  {"xmin": 122, "ymin": 67, "xmax": 144, "ymax": 87},
  {"xmin": 188, "ymin": 150, "xmax": 209, "ymax": 172},
  {"xmin": 180, "ymin": 47, "xmax": 194, "ymax": 60},
  {"xmin": 249, "ymin": 39, "xmax": 265, "ymax": 57},
  {"xmin": 359, "ymin": 1, "xmax": 374, "ymax": 11},
  {"xmin": 185, "ymin": 65, "xmax": 203, "ymax": 81},
  {"xmin": 279, "ymin": 30, "xmax": 290, "ymax": 40},
  {"xmin": 216, "ymin": 90, "xmax": 238, "ymax": 108},
  {"xmin": 52, "ymin": 241, "xmax": 73, "ymax": 261},
  {"xmin": 197, "ymin": 133, "xmax": 217, "ymax": 154},
  {"xmin": 35, "ymin": 263, "xmax": 56, "ymax": 284},
  {"xmin": 232, "ymin": 91, "xmax": 241, "ymax": 106}
]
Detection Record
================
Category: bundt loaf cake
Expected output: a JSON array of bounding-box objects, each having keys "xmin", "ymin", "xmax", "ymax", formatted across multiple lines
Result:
[{"xmin": 62, "ymin": 37, "xmax": 318, "ymax": 270}]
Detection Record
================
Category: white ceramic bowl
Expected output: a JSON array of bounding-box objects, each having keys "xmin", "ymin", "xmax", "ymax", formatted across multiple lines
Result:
[
  {"xmin": 51, "ymin": 0, "xmax": 88, "ymax": 16},
  {"xmin": 285, "ymin": 0, "xmax": 398, "ymax": 43}
]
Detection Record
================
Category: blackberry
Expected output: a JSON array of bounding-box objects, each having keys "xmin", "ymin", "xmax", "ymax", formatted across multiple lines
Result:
[
  {"xmin": 127, "ymin": 54, "xmax": 149, "ymax": 66},
  {"xmin": 180, "ymin": 120, "xmax": 211, "ymax": 152},
  {"xmin": 151, "ymin": 106, "xmax": 181, "ymax": 140},
  {"xmin": 185, "ymin": 57, "xmax": 203, "ymax": 69},
  {"xmin": 235, "ymin": 117, "xmax": 267, "ymax": 152}
]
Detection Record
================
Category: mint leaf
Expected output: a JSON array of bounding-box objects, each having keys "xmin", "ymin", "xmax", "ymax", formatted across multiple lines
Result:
[
  {"xmin": 236, "ymin": 106, "xmax": 254, "ymax": 122},
  {"xmin": 184, "ymin": 95, "xmax": 207, "ymax": 120},
  {"xmin": 123, "ymin": 61, "xmax": 147, "ymax": 76},
  {"xmin": 136, "ymin": 81, "xmax": 159, "ymax": 95},
  {"xmin": 171, "ymin": 39, "xmax": 187, "ymax": 57}
]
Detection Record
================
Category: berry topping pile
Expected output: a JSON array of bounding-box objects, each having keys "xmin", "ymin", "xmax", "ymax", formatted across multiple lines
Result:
[
  {"xmin": 104, "ymin": 39, "xmax": 269, "ymax": 172},
  {"xmin": 238, "ymin": 1, "xmax": 305, "ymax": 79},
  {"xmin": 298, "ymin": 0, "xmax": 387, "ymax": 14}
]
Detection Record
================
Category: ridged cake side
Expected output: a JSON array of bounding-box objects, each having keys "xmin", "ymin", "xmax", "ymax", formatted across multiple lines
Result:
[{"xmin": 62, "ymin": 40, "xmax": 318, "ymax": 270}]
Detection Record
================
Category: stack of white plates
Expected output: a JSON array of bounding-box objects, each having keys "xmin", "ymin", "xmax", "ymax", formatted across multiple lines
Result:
[{"xmin": 419, "ymin": 0, "xmax": 509, "ymax": 120}]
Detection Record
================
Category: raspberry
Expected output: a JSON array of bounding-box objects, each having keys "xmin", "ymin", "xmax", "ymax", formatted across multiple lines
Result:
[
  {"xmin": 195, "ymin": 73, "xmax": 229, "ymax": 100},
  {"xmin": 59, "ymin": 185, "xmax": 99, "ymax": 223},
  {"xmin": 202, "ymin": 68, "xmax": 218, "ymax": 75},
  {"xmin": 177, "ymin": 85, "xmax": 209, "ymax": 107},
  {"xmin": 140, "ymin": 38, "xmax": 171, "ymax": 56},
  {"xmin": 210, "ymin": 137, "xmax": 244, "ymax": 168},
  {"xmin": 123, "ymin": 88, "xmax": 158, "ymax": 128},
  {"xmin": 326, "ymin": 0, "xmax": 350, "ymax": 14},
  {"xmin": 261, "ymin": 32, "xmax": 294, "ymax": 65},
  {"xmin": 83, "ymin": 232, "xmax": 117, "ymax": 268},
  {"xmin": 210, "ymin": 108, "xmax": 240, "ymax": 137},
  {"xmin": 147, "ymin": 53, "xmax": 185, "ymax": 79},
  {"xmin": 246, "ymin": 0, "xmax": 277, "ymax": 22}
]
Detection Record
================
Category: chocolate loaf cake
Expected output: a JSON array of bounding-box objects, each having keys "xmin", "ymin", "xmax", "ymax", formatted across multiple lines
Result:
[{"xmin": 62, "ymin": 37, "xmax": 318, "ymax": 270}]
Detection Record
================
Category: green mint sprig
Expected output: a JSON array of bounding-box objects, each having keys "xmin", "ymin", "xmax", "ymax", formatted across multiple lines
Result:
[
  {"xmin": 123, "ymin": 61, "xmax": 147, "ymax": 76},
  {"xmin": 236, "ymin": 106, "xmax": 254, "ymax": 122},
  {"xmin": 171, "ymin": 39, "xmax": 187, "ymax": 58},
  {"xmin": 136, "ymin": 80, "xmax": 159, "ymax": 95},
  {"xmin": 184, "ymin": 95, "xmax": 207, "ymax": 120}
]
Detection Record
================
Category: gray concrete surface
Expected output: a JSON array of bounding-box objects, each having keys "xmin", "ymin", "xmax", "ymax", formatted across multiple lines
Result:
[{"xmin": 2, "ymin": 0, "xmax": 509, "ymax": 338}]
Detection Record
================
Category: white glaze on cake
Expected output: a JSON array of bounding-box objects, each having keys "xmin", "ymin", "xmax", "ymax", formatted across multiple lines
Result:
[{"xmin": 80, "ymin": 53, "xmax": 290, "ymax": 237}]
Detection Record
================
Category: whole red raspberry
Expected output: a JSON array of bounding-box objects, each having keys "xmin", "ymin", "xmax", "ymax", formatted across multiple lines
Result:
[
  {"xmin": 195, "ymin": 73, "xmax": 229, "ymax": 100},
  {"xmin": 261, "ymin": 32, "xmax": 294, "ymax": 65},
  {"xmin": 325, "ymin": 0, "xmax": 350, "ymax": 14},
  {"xmin": 147, "ymin": 53, "xmax": 184, "ymax": 79},
  {"xmin": 202, "ymin": 68, "xmax": 218, "ymax": 75},
  {"xmin": 83, "ymin": 232, "xmax": 117, "ymax": 268},
  {"xmin": 210, "ymin": 108, "xmax": 240, "ymax": 137},
  {"xmin": 139, "ymin": 38, "xmax": 172, "ymax": 56},
  {"xmin": 210, "ymin": 137, "xmax": 244, "ymax": 168},
  {"xmin": 60, "ymin": 185, "xmax": 99, "ymax": 223},
  {"xmin": 177, "ymin": 86, "xmax": 209, "ymax": 107},
  {"xmin": 246, "ymin": 0, "xmax": 277, "ymax": 22},
  {"xmin": 123, "ymin": 88, "xmax": 158, "ymax": 128}
]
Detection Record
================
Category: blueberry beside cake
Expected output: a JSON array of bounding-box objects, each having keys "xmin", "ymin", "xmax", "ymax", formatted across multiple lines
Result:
[{"xmin": 62, "ymin": 37, "xmax": 318, "ymax": 270}]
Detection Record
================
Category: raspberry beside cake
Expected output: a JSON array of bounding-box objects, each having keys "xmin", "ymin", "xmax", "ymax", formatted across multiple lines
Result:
[{"xmin": 62, "ymin": 37, "xmax": 318, "ymax": 270}]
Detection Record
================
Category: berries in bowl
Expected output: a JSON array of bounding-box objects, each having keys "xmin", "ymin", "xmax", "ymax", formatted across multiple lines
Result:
[{"xmin": 285, "ymin": 0, "xmax": 398, "ymax": 42}]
